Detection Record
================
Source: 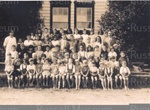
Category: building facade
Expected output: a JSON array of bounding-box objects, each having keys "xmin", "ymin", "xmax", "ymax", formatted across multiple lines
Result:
[{"xmin": 39, "ymin": 0, "xmax": 108, "ymax": 34}]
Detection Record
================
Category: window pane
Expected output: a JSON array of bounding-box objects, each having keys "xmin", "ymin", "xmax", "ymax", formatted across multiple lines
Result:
[
  {"xmin": 76, "ymin": 8, "xmax": 92, "ymax": 29},
  {"xmin": 53, "ymin": 7, "xmax": 68, "ymax": 29}
]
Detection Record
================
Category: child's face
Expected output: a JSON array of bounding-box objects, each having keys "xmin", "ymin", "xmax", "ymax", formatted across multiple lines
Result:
[
  {"xmin": 75, "ymin": 61, "xmax": 80, "ymax": 65},
  {"xmin": 75, "ymin": 30, "xmax": 78, "ymax": 34},
  {"xmin": 30, "ymin": 61, "xmax": 34, "ymax": 65},
  {"xmin": 24, "ymin": 54, "xmax": 28, "ymax": 59},
  {"xmin": 94, "ymin": 47, "xmax": 99, "ymax": 51},
  {"xmin": 62, "ymin": 35, "xmax": 67, "ymax": 40},
  {"xmin": 36, "ymin": 36, "xmax": 39, "ymax": 40},
  {"xmin": 120, "ymin": 52, "xmax": 125, "ymax": 57},
  {"xmin": 96, "ymin": 37, "xmax": 100, "ymax": 42},
  {"xmin": 18, "ymin": 38, "xmax": 22, "ymax": 43},
  {"xmin": 69, "ymin": 59, "xmax": 73, "ymax": 64},
  {"xmin": 53, "ymin": 60, "xmax": 57, "ymax": 64},
  {"xmin": 45, "ymin": 60, "xmax": 49, "ymax": 64},
  {"xmin": 83, "ymin": 30, "xmax": 86, "ymax": 34},
  {"xmin": 37, "ymin": 46, "xmax": 42, "ymax": 51},
  {"xmin": 46, "ymin": 47, "xmax": 50, "ymax": 51},
  {"xmin": 80, "ymin": 46, "xmax": 83, "ymax": 51},
  {"xmin": 122, "ymin": 62, "xmax": 127, "ymax": 67},
  {"xmin": 90, "ymin": 31, "xmax": 93, "ymax": 35},
  {"xmin": 27, "ymin": 36, "xmax": 31, "ymax": 40},
  {"xmin": 31, "ymin": 33, "xmax": 34, "ymax": 36},
  {"xmin": 83, "ymin": 60, "xmax": 88, "ymax": 66}
]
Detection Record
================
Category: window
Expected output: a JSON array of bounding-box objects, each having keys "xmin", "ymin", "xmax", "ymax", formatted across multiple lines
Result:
[
  {"xmin": 52, "ymin": 7, "xmax": 68, "ymax": 29},
  {"xmin": 76, "ymin": 8, "xmax": 92, "ymax": 29},
  {"xmin": 74, "ymin": 1, "xmax": 95, "ymax": 30},
  {"xmin": 50, "ymin": 1, "xmax": 71, "ymax": 30}
]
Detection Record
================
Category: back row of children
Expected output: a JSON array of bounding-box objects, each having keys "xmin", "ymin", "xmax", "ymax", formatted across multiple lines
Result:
[{"xmin": 4, "ymin": 28, "xmax": 131, "ymax": 90}]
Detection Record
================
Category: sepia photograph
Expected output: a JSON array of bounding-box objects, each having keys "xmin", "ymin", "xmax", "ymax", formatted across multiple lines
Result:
[{"xmin": 0, "ymin": 0, "xmax": 149, "ymax": 106}]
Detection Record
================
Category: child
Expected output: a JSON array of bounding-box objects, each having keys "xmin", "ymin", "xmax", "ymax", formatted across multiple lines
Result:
[
  {"xmin": 105, "ymin": 61, "xmax": 113, "ymax": 90},
  {"xmin": 120, "ymin": 61, "xmax": 131, "ymax": 90},
  {"xmin": 52, "ymin": 35, "xmax": 60, "ymax": 47},
  {"xmin": 5, "ymin": 58, "xmax": 14, "ymax": 88},
  {"xmin": 118, "ymin": 51, "xmax": 129, "ymax": 67},
  {"xmin": 42, "ymin": 58, "xmax": 51, "ymax": 87},
  {"xmin": 81, "ymin": 59, "xmax": 90, "ymax": 88},
  {"xmin": 44, "ymin": 46, "xmax": 52, "ymax": 59},
  {"xmin": 34, "ymin": 35, "xmax": 42, "ymax": 46},
  {"xmin": 78, "ymin": 45, "xmax": 86, "ymax": 60},
  {"xmin": 36, "ymin": 58, "xmax": 43, "ymax": 87},
  {"xmin": 74, "ymin": 28, "xmax": 81, "ymax": 40},
  {"xmin": 101, "ymin": 45, "xmax": 108, "ymax": 60},
  {"xmin": 27, "ymin": 45, "xmax": 34, "ymax": 58},
  {"xmin": 58, "ymin": 61, "xmax": 66, "ymax": 89},
  {"xmin": 51, "ymin": 58, "xmax": 59, "ymax": 89},
  {"xmin": 60, "ymin": 34, "xmax": 68, "ymax": 51},
  {"xmin": 66, "ymin": 58, "xmax": 75, "ymax": 88},
  {"xmin": 74, "ymin": 59, "xmax": 81, "ymax": 90},
  {"xmin": 20, "ymin": 59, "xmax": 28, "ymax": 87},
  {"xmin": 108, "ymin": 47, "xmax": 117, "ymax": 61},
  {"xmin": 90, "ymin": 61, "xmax": 99, "ymax": 89},
  {"xmin": 10, "ymin": 45, "xmax": 18, "ymax": 61},
  {"xmin": 27, "ymin": 58, "xmax": 36, "ymax": 86},
  {"xmin": 18, "ymin": 43, "xmax": 27, "ymax": 59},
  {"xmin": 41, "ymin": 28, "xmax": 49, "ymax": 40},
  {"xmin": 35, "ymin": 46, "xmax": 44, "ymax": 58},
  {"xmin": 82, "ymin": 29, "xmax": 89, "ymax": 44},
  {"xmin": 24, "ymin": 35, "xmax": 34, "ymax": 47},
  {"xmin": 30, "ymin": 32, "xmax": 35, "ymax": 40},
  {"xmin": 98, "ymin": 62, "xmax": 107, "ymax": 90},
  {"xmin": 13, "ymin": 54, "xmax": 22, "ymax": 88},
  {"xmin": 93, "ymin": 46, "xmax": 101, "ymax": 58},
  {"xmin": 23, "ymin": 53, "xmax": 29, "ymax": 64},
  {"xmin": 86, "ymin": 45, "xmax": 94, "ymax": 59}
]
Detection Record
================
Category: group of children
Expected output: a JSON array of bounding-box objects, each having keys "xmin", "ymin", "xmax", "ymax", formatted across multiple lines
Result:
[{"xmin": 4, "ymin": 28, "xmax": 131, "ymax": 90}]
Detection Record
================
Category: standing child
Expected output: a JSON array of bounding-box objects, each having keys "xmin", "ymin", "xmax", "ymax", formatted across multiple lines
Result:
[
  {"xmin": 5, "ymin": 58, "xmax": 14, "ymax": 88},
  {"xmin": 105, "ymin": 61, "xmax": 113, "ymax": 90},
  {"xmin": 20, "ymin": 59, "xmax": 28, "ymax": 87},
  {"xmin": 27, "ymin": 58, "xmax": 36, "ymax": 86},
  {"xmin": 42, "ymin": 58, "xmax": 51, "ymax": 87},
  {"xmin": 36, "ymin": 58, "xmax": 43, "ymax": 87},
  {"xmin": 120, "ymin": 61, "xmax": 131, "ymax": 90},
  {"xmin": 51, "ymin": 58, "xmax": 59, "ymax": 89},
  {"xmin": 66, "ymin": 58, "xmax": 75, "ymax": 88},
  {"xmin": 98, "ymin": 62, "xmax": 107, "ymax": 90},
  {"xmin": 81, "ymin": 59, "xmax": 90, "ymax": 88},
  {"xmin": 58, "ymin": 61, "xmax": 66, "ymax": 89},
  {"xmin": 74, "ymin": 60, "xmax": 81, "ymax": 90},
  {"xmin": 90, "ymin": 61, "xmax": 99, "ymax": 89}
]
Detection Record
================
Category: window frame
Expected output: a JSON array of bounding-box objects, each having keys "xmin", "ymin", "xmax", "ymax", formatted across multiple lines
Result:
[
  {"xmin": 74, "ymin": 1, "xmax": 95, "ymax": 31},
  {"xmin": 50, "ymin": 1, "xmax": 71, "ymax": 30}
]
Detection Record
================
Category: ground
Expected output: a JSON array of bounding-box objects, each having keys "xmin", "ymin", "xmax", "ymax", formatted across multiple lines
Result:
[{"xmin": 0, "ymin": 87, "xmax": 149, "ymax": 105}]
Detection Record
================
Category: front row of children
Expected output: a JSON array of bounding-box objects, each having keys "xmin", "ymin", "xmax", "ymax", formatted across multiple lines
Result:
[{"xmin": 5, "ymin": 54, "xmax": 131, "ymax": 90}]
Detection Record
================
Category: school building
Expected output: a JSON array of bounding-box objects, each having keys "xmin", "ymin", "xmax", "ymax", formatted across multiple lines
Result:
[{"xmin": 39, "ymin": 0, "xmax": 108, "ymax": 33}]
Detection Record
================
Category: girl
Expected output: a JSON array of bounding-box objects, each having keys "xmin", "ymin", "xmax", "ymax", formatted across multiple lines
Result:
[
  {"xmin": 108, "ymin": 47, "xmax": 117, "ymax": 61},
  {"xmin": 93, "ymin": 45, "xmax": 101, "ymax": 58},
  {"xmin": 94, "ymin": 36, "xmax": 102, "ymax": 49},
  {"xmin": 101, "ymin": 45, "xmax": 108, "ymax": 60},
  {"xmin": 78, "ymin": 45, "xmax": 86, "ymax": 60},
  {"xmin": 81, "ymin": 59, "xmax": 90, "ymax": 88},
  {"xmin": 98, "ymin": 62, "xmax": 107, "ymax": 90},
  {"xmin": 120, "ymin": 61, "xmax": 131, "ymax": 90},
  {"xmin": 42, "ymin": 58, "xmax": 51, "ymax": 87},
  {"xmin": 36, "ymin": 58, "xmax": 43, "ymax": 87},
  {"xmin": 74, "ymin": 28, "xmax": 81, "ymax": 40},
  {"xmin": 86, "ymin": 45, "xmax": 94, "ymax": 59},
  {"xmin": 27, "ymin": 58, "xmax": 36, "ymax": 86},
  {"xmin": 66, "ymin": 58, "xmax": 75, "ymax": 88},
  {"xmin": 13, "ymin": 53, "xmax": 22, "ymax": 88},
  {"xmin": 58, "ymin": 61, "xmax": 66, "ymax": 89},
  {"xmin": 51, "ymin": 58, "xmax": 59, "ymax": 89},
  {"xmin": 90, "ymin": 61, "xmax": 99, "ymax": 89},
  {"xmin": 105, "ymin": 61, "xmax": 113, "ymax": 90},
  {"xmin": 35, "ymin": 46, "xmax": 44, "ymax": 59},
  {"xmin": 41, "ymin": 28, "xmax": 49, "ymax": 40},
  {"xmin": 74, "ymin": 60, "xmax": 81, "ymax": 90},
  {"xmin": 20, "ymin": 59, "xmax": 28, "ymax": 87},
  {"xmin": 5, "ymin": 58, "xmax": 14, "ymax": 88},
  {"xmin": 24, "ymin": 35, "xmax": 34, "ymax": 47},
  {"xmin": 60, "ymin": 34, "xmax": 68, "ymax": 51},
  {"xmin": 44, "ymin": 46, "xmax": 52, "ymax": 59},
  {"xmin": 34, "ymin": 35, "xmax": 42, "ymax": 46},
  {"xmin": 51, "ymin": 35, "xmax": 60, "ymax": 47},
  {"xmin": 82, "ymin": 29, "xmax": 89, "ymax": 44}
]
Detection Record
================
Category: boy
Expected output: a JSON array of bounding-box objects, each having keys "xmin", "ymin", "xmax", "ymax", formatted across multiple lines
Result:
[
  {"xmin": 5, "ymin": 58, "xmax": 14, "ymax": 88},
  {"xmin": 36, "ymin": 58, "xmax": 43, "ymax": 87},
  {"xmin": 74, "ymin": 59, "xmax": 81, "ymax": 90},
  {"xmin": 51, "ymin": 58, "xmax": 59, "ymax": 88},
  {"xmin": 81, "ymin": 59, "xmax": 90, "ymax": 88},
  {"xmin": 120, "ymin": 61, "xmax": 131, "ymax": 90},
  {"xmin": 66, "ymin": 58, "xmax": 75, "ymax": 88},
  {"xmin": 27, "ymin": 58, "xmax": 36, "ymax": 86}
]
